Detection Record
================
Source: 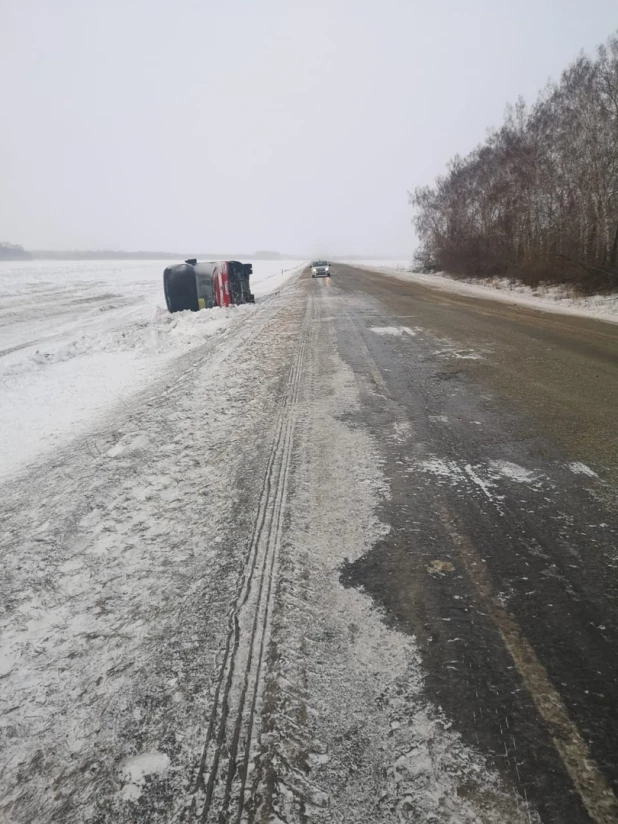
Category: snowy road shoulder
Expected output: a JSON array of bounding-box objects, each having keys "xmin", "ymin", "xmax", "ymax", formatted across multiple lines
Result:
[{"xmin": 0, "ymin": 281, "xmax": 308, "ymax": 823}]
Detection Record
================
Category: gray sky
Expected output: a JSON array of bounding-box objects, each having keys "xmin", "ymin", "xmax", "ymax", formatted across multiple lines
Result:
[{"xmin": 1, "ymin": 0, "xmax": 617, "ymax": 256}]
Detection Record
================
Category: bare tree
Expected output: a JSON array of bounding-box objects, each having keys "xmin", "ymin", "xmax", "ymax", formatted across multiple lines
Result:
[{"xmin": 411, "ymin": 33, "xmax": 618, "ymax": 293}]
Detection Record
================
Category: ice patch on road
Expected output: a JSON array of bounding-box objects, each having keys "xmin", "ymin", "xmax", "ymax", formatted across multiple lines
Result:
[
  {"xmin": 434, "ymin": 346, "xmax": 483, "ymax": 360},
  {"xmin": 391, "ymin": 421, "xmax": 412, "ymax": 443},
  {"xmin": 489, "ymin": 460, "xmax": 542, "ymax": 485},
  {"xmin": 464, "ymin": 463, "xmax": 501, "ymax": 500},
  {"xmin": 371, "ymin": 326, "xmax": 404, "ymax": 336},
  {"xmin": 415, "ymin": 457, "xmax": 548, "ymax": 499},
  {"xmin": 370, "ymin": 325, "xmax": 420, "ymax": 337},
  {"xmin": 417, "ymin": 458, "xmax": 461, "ymax": 479},
  {"xmin": 568, "ymin": 461, "xmax": 598, "ymax": 478}
]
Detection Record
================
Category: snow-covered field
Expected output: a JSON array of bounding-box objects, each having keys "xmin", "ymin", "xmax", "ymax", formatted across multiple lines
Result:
[
  {"xmin": 345, "ymin": 261, "xmax": 618, "ymax": 324},
  {"xmin": 0, "ymin": 259, "xmax": 305, "ymax": 480}
]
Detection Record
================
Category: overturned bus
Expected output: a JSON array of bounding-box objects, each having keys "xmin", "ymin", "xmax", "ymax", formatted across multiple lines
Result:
[{"xmin": 163, "ymin": 259, "xmax": 255, "ymax": 313}]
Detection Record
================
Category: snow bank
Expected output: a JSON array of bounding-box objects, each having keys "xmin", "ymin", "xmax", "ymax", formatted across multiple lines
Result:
[
  {"xmin": 345, "ymin": 260, "xmax": 618, "ymax": 325},
  {"xmin": 5, "ymin": 304, "xmax": 245, "ymax": 375},
  {"xmin": 0, "ymin": 259, "xmax": 305, "ymax": 480}
]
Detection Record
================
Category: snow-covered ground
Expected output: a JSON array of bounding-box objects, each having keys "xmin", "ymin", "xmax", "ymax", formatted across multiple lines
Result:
[
  {"xmin": 0, "ymin": 259, "xmax": 305, "ymax": 480},
  {"xmin": 0, "ymin": 278, "xmax": 537, "ymax": 823},
  {"xmin": 345, "ymin": 261, "xmax": 618, "ymax": 325}
]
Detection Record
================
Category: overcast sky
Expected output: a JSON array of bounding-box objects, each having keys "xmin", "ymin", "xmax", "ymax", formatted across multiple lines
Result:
[{"xmin": 1, "ymin": 0, "xmax": 617, "ymax": 256}]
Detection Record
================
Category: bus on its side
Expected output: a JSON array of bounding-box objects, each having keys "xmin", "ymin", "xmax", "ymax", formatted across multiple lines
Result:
[{"xmin": 163, "ymin": 259, "xmax": 255, "ymax": 313}]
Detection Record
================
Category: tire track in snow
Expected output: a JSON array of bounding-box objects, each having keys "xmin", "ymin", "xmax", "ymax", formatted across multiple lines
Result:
[{"xmin": 193, "ymin": 293, "xmax": 315, "ymax": 823}]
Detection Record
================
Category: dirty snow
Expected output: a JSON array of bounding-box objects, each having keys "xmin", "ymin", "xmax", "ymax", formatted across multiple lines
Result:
[
  {"xmin": 370, "ymin": 325, "xmax": 406, "ymax": 336},
  {"xmin": 370, "ymin": 325, "xmax": 419, "ymax": 337},
  {"xmin": 413, "ymin": 455, "xmax": 602, "ymax": 501},
  {"xmin": 120, "ymin": 752, "xmax": 171, "ymax": 801},
  {"xmin": 489, "ymin": 460, "xmax": 542, "ymax": 485},
  {"xmin": 415, "ymin": 457, "xmax": 551, "ymax": 499},
  {"xmin": 417, "ymin": 457, "xmax": 462, "ymax": 479},
  {"xmin": 568, "ymin": 461, "xmax": 598, "ymax": 477},
  {"xmin": 433, "ymin": 346, "xmax": 483, "ymax": 360},
  {"xmin": 0, "ymin": 259, "xmax": 305, "ymax": 480},
  {"xmin": 346, "ymin": 261, "xmax": 618, "ymax": 325}
]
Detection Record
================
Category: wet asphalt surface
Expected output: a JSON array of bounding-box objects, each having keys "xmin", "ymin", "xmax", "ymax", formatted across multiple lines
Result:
[{"xmin": 319, "ymin": 265, "xmax": 618, "ymax": 824}]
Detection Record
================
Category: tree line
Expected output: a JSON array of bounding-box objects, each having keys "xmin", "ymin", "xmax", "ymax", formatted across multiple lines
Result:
[
  {"xmin": 0, "ymin": 242, "xmax": 31, "ymax": 260},
  {"xmin": 411, "ymin": 33, "xmax": 618, "ymax": 292}
]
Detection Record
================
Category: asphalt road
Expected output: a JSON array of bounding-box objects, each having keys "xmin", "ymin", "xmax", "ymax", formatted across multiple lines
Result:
[{"xmin": 324, "ymin": 264, "xmax": 618, "ymax": 824}]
